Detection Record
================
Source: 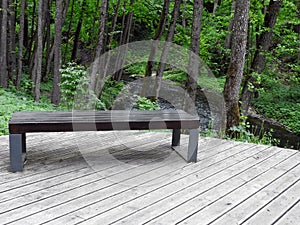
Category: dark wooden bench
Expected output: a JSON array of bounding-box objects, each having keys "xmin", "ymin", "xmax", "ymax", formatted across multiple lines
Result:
[{"xmin": 9, "ymin": 110, "xmax": 200, "ymax": 172}]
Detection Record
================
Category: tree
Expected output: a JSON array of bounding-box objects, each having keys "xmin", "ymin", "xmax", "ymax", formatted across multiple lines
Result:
[
  {"xmin": 186, "ymin": 0, "xmax": 203, "ymax": 105},
  {"xmin": 223, "ymin": 0, "xmax": 250, "ymax": 134},
  {"xmin": 241, "ymin": 0, "xmax": 283, "ymax": 113},
  {"xmin": 154, "ymin": 0, "xmax": 181, "ymax": 99},
  {"xmin": 224, "ymin": 0, "xmax": 236, "ymax": 50},
  {"xmin": 114, "ymin": 0, "xmax": 135, "ymax": 81},
  {"xmin": 0, "ymin": 0, "xmax": 8, "ymax": 88},
  {"xmin": 89, "ymin": 0, "xmax": 108, "ymax": 93},
  {"xmin": 145, "ymin": 0, "xmax": 171, "ymax": 77},
  {"xmin": 51, "ymin": 0, "xmax": 64, "ymax": 105},
  {"xmin": 71, "ymin": 1, "xmax": 85, "ymax": 61},
  {"xmin": 7, "ymin": 0, "xmax": 16, "ymax": 82},
  {"xmin": 17, "ymin": 0, "xmax": 27, "ymax": 89},
  {"xmin": 33, "ymin": 0, "xmax": 44, "ymax": 102}
]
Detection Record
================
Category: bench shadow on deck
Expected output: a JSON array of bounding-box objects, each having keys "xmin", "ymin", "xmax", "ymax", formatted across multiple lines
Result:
[{"xmin": 0, "ymin": 131, "xmax": 299, "ymax": 225}]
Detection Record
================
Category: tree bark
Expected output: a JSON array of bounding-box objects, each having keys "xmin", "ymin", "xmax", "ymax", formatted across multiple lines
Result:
[
  {"xmin": 0, "ymin": 0, "xmax": 8, "ymax": 88},
  {"xmin": 223, "ymin": 0, "xmax": 250, "ymax": 135},
  {"xmin": 17, "ymin": 0, "xmax": 27, "ymax": 89},
  {"xmin": 186, "ymin": 0, "xmax": 203, "ymax": 107},
  {"xmin": 107, "ymin": 0, "xmax": 121, "ymax": 49},
  {"xmin": 224, "ymin": 0, "xmax": 236, "ymax": 50},
  {"xmin": 241, "ymin": 0, "xmax": 282, "ymax": 113},
  {"xmin": 114, "ymin": 0, "xmax": 135, "ymax": 82},
  {"xmin": 89, "ymin": 0, "xmax": 108, "ymax": 93},
  {"xmin": 71, "ymin": 1, "xmax": 85, "ymax": 61},
  {"xmin": 156, "ymin": 0, "xmax": 181, "ymax": 78},
  {"xmin": 212, "ymin": 0, "xmax": 219, "ymax": 16},
  {"xmin": 33, "ymin": 0, "xmax": 44, "ymax": 102},
  {"xmin": 154, "ymin": 0, "xmax": 181, "ymax": 99},
  {"xmin": 145, "ymin": 0, "xmax": 170, "ymax": 78},
  {"xmin": 26, "ymin": 0, "xmax": 37, "ymax": 65},
  {"xmin": 51, "ymin": 0, "xmax": 64, "ymax": 105},
  {"xmin": 63, "ymin": 0, "xmax": 74, "ymax": 63},
  {"xmin": 7, "ymin": 0, "xmax": 16, "ymax": 82}
]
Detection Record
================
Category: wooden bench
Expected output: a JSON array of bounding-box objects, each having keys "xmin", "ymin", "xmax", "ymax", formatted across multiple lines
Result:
[{"xmin": 9, "ymin": 110, "xmax": 200, "ymax": 172}]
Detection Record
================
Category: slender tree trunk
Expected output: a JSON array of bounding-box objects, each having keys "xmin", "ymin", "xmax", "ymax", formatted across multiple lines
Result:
[
  {"xmin": 63, "ymin": 0, "xmax": 75, "ymax": 63},
  {"xmin": 156, "ymin": 0, "xmax": 181, "ymax": 78},
  {"xmin": 154, "ymin": 0, "xmax": 181, "ymax": 99},
  {"xmin": 33, "ymin": 0, "xmax": 44, "ymax": 102},
  {"xmin": 7, "ymin": 0, "xmax": 16, "ymax": 82},
  {"xmin": 71, "ymin": 1, "xmax": 85, "ymax": 61},
  {"xmin": 182, "ymin": 0, "xmax": 187, "ymax": 28},
  {"xmin": 17, "ymin": 0, "xmax": 27, "ymax": 89},
  {"xmin": 141, "ymin": 0, "xmax": 171, "ymax": 97},
  {"xmin": 107, "ymin": 0, "xmax": 121, "ymax": 49},
  {"xmin": 89, "ymin": 0, "xmax": 108, "ymax": 93},
  {"xmin": 51, "ymin": 0, "xmax": 64, "ymax": 105},
  {"xmin": 224, "ymin": 0, "xmax": 236, "ymax": 50},
  {"xmin": 212, "ymin": 0, "xmax": 219, "ymax": 16},
  {"xmin": 91, "ymin": 0, "xmax": 101, "ymax": 45},
  {"xmin": 23, "ymin": 2, "xmax": 29, "ymax": 57},
  {"xmin": 43, "ymin": 0, "xmax": 51, "ymax": 81},
  {"xmin": 0, "ymin": 0, "xmax": 8, "ymax": 88},
  {"xmin": 223, "ymin": 0, "xmax": 250, "ymax": 135},
  {"xmin": 241, "ymin": 0, "xmax": 282, "ymax": 113},
  {"xmin": 186, "ymin": 0, "xmax": 203, "ymax": 107},
  {"xmin": 145, "ymin": 0, "xmax": 170, "ymax": 77},
  {"xmin": 114, "ymin": 0, "xmax": 135, "ymax": 81},
  {"xmin": 26, "ymin": 0, "xmax": 37, "ymax": 64}
]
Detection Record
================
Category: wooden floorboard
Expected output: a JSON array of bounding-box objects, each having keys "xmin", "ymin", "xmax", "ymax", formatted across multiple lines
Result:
[{"xmin": 0, "ymin": 131, "xmax": 299, "ymax": 225}]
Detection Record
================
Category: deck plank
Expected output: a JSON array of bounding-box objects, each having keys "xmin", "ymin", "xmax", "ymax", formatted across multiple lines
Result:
[{"xmin": 0, "ymin": 132, "xmax": 299, "ymax": 225}]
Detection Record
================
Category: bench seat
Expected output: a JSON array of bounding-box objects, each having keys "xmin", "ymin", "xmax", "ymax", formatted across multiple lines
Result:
[{"xmin": 9, "ymin": 110, "xmax": 200, "ymax": 172}]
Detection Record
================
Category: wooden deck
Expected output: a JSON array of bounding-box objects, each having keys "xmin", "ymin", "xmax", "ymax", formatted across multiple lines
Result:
[{"xmin": 0, "ymin": 131, "xmax": 299, "ymax": 225}]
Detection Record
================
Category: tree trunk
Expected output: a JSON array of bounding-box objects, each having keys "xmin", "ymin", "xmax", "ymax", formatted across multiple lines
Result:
[
  {"xmin": 26, "ymin": 0, "xmax": 37, "ymax": 65},
  {"xmin": 241, "ymin": 0, "xmax": 282, "ymax": 113},
  {"xmin": 7, "ymin": 0, "xmax": 16, "ymax": 82},
  {"xmin": 185, "ymin": 0, "xmax": 203, "ymax": 108},
  {"xmin": 145, "ymin": 0, "xmax": 170, "ymax": 77},
  {"xmin": 63, "ymin": 0, "xmax": 74, "ymax": 63},
  {"xmin": 156, "ymin": 0, "xmax": 181, "ymax": 78},
  {"xmin": 33, "ymin": 0, "xmax": 44, "ymax": 102},
  {"xmin": 43, "ymin": 0, "xmax": 52, "ymax": 81},
  {"xmin": 114, "ymin": 0, "xmax": 135, "ymax": 82},
  {"xmin": 212, "ymin": 0, "xmax": 219, "ymax": 16},
  {"xmin": 182, "ymin": 0, "xmax": 187, "ymax": 28},
  {"xmin": 51, "ymin": 0, "xmax": 64, "ymax": 105},
  {"xmin": 153, "ymin": 0, "xmax": 181, "ymax": 100},
  {"xmin": 17, "ymin": 0, "xmax": 27, "ymax": 89},
  {"xmin": 71, "ymin": 1, "xmax": 85, "ymax": 61},
  {"xmin": 223, "ymin": 0, "xmax": 250, "ymax": 135},
  {"xmin": 0, "ymin": 0, "xmax": 8, "ymax": 88},
  {"xmin": 107, "ymin": 0, "xmax": 121, "ymax": 49},
  {"xmin": 224, "ymin": 0, "xmax": 236, "ymax": 50},
  {"xmin": 89, "ymin": 0, "xmax": 108, "ymax": 93}
]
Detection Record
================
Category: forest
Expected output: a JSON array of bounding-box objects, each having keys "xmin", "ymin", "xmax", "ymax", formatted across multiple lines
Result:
[{"xmin": 0, "ymin": 0, "xmax": 299, "ymax": 149}]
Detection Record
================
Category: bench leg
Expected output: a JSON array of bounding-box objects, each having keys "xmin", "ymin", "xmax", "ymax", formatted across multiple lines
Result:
[
  {"xmin": 187, "ymin": 129, "xmax": 199, "ymax": 162},
  {"xmin": 9, "ymin": 134, "xmax": 26, "ymax": 172},
  {"xmin": 172, "ymin": 129, "xmax": 181, "ymax": 146}
]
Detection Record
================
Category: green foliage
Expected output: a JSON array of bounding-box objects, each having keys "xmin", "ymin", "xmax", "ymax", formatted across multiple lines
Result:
[
  {"xmin": 0, "ymin": 88, "xmax": 66, "ymax": 136},
  {"xmin": 253, "ymin": 84, "xmax": 300, "ymax": 133},
  {"xmin": 99, "ymin": 79, "xmax": 125, "ymax": 110},
  {"xmin": 123, "ymin": 62, "xmax": 147, "ymax": 76},
  {"xmin": 60, "ymin": 62, "xmax": 89, "ymax": 109},
  {"xmin": 134, "ymin": 96, "xmax": 160, "ymax": 110},
  {"xmin": 60, "ymin": 62, "xmax": 124, "ymax": 110},
  {"xmin": 227, "ymin": 115, "xmax": 279, "ymax": 146}
]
